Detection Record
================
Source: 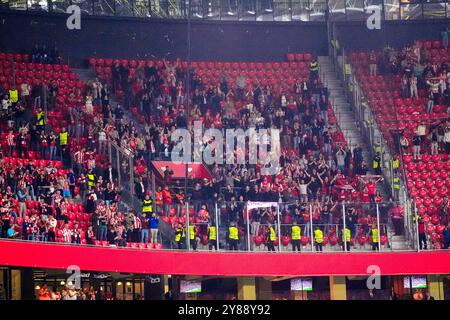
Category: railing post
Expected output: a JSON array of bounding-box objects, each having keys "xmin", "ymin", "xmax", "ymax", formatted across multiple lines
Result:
[
  {"xmin": 185, "ymin": 202, "xmax": 190, "ymax": 251},
  {"xmin": 376, "ymin": 203, "xmax": 381, "ymax": 251},
  {"xmin": 277, "ymin": 204, "xmax": 282, "ymax": 252},
  {"xmin": 342, "ymin": 202, "xmax": 347, "ymax": 252},
  {"xmin": 116, "ymin": 146, "xmax": 121, "ymax": 186},
  {"xmin": 215, "ymin": 202, "xmax": 219, "ymax": 251},
  {"xmin": 246, "ymin": 204, "xmax": 251, "ymax": 252},
  {"xmin": 414, "ymin": 201, "xmax": 420, "ymax": 252},
  {"xmin": 310, "ymin": 204, "xmax": 314, "ymax": 252}
]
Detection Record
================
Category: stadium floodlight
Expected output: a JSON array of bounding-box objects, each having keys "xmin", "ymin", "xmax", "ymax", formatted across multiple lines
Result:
[
  {"xmin": 227, "ymin": 11, "xmax": 236, "ymax": 15},
  {"xmin": 247, "ymin": 10, "xmax": 256, "ymax": 14}
]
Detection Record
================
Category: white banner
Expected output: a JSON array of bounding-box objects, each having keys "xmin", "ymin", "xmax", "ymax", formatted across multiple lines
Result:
[{"xmin": 246, "ymin": 201, "xmax": 278, "ymax": 210}]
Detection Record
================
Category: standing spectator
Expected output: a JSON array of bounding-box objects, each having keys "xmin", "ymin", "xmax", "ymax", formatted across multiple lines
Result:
[
  {"xmin": 150, "ymin": 212, "xmax": 159, "ymax": 244},
  {"xmin": 140, "ymin": 212, "xmax": 150, "ymax": 244},
  {"xmin": 412, "ymin": 134, "xmax": 422, "ymax": 160},
  {"xmin": 86, "ymin": 225, "xmax": 95, "ymax": 245},
  {"xmin": 17, "ymin": 187, "xmax": 27, "ymax": 218},
  {"xmin": 443, "ymin": 223, "xmax": 450, "ymax": 249},
  {"xmin": 441, "ymin": 27, "xmax": 449, "ymax": 50},
  {"xmin": 417, "ymin": 216, "xmax": 427, "ymax": 250}
]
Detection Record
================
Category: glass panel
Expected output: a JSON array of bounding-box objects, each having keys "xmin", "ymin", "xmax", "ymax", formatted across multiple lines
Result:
[
  {"xmin": 291, "ymin": 0, "xmax": 310, "ymax": 21},
  {"xmin": 384, "ymin": 0, "xmax": 400, "ymax": 19},
  {"xmin": 256, "ymin": 0, "xmax": 274, "ymax": 21},
  {"xmin": 167, "ymin": 0, "xmax": 186, "ymax": 17},
  {"xmin": 204, "ymin": 0, "xmax": 221, "ymax": 19},
  {"xmin": 274, "ymin": 0, "xmax": 291, "ymax": 21},
  {"xmin": 0, "ymin": 0, "xmax": 9, "ymax": 10},
  {"xmin": 329, "ymin": 0, "xmax": 346, "ymax": 20},
  {"xmin": 363, "ymin": 0, "xmax": 382, "ymax": 20},
  {"xmin": 94, "ymin": 0, "xmax": 116, "ymax": 15},
  {"xmin": 134, "ymin": 0, "xmax": 150, "ymax": 16},
  {"xmin": 115, "ymin": 0, "xmax": 134, "ymax": 16},
  {"xmin": 346, "ymin": 0, "xmax": 365, "ymax": 20},
  {"xmin": 423, "ymin": 2, "xmax": 446, "ymax": 19},
  {"xmin": 190, "ymin": 0, "xmax": 205, "ymax": 18},
  {"xmin": 50, "ymin": 0, "xmax": 69, "ymax": 12},
  {"xmin": 218, "ymin": 201, "xmax": 249, "ymax": 251},
  {"xmin": 310, "ymin": 0, "xmax": 326, "ymax": 21},
  {"xmin": 239, "ymin": 0, "xmax": 256, "ymax": 20},
  {"xmin": 221, "ymin": 0, "xmax": 238, "ymax": 20},
  {"xmin": 72, "ymin": 0, "xmax": 93, "ymax": 14},
  {"xmin": 400, "ymin": 3, "xmax": 422, "ymax": 19},
  {"xmin": 28, "ymin": 0, "xmax": 47, "ymax": 10}
]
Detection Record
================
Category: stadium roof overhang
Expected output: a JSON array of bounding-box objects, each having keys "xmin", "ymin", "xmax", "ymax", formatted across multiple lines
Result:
[{"xmin": 1, "ymin": 240, "xmax": 450, "ymax": 276}]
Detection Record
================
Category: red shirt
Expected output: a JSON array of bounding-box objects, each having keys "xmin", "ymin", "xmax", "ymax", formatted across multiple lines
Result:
[{"xmin": 366, "ymin": 183, "xmax": 376, "ymax": 195}]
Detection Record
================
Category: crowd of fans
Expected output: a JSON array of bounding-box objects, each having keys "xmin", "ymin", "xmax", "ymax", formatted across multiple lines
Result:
[
  {"xmin": 89, "ymin": 54, "xmax": 393, "ymax": 251},
  {"xmin": 375, "ymin": 42, "xmax": 450, "ymax": 156},
  {"xmin": 0, "ymin": 45, "xmax": 393, "ymax": 252}
]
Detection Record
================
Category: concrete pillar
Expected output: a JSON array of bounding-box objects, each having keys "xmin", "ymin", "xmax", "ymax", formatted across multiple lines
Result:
[
  {"xmin": 11, "ymin": 269, "xmax": 21, "ymax": 300},
  {"xmin": 427, "ymin": 275, "xmax": 444, "ymax": 300},
  {"xmin": 237, "ymin": 277, "xmax": 256, "ymax": 300},
  {"xmin": 256, "ymin": 277, "xmax": 272, "ymax": 300},
  {"xmin": 329, "ymin": 276, "xmax": 347, "ymax": 300}
]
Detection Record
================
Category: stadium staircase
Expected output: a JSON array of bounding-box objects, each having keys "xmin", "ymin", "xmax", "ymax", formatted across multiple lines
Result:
[{"xmin": 318, "ymin": 56, "xmax": 410, "ymax": 251}]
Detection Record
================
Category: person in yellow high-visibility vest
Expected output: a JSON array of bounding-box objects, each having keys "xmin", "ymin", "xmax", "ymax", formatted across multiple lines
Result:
[
  {"xmin": 310, "ymin": 58, "xmax": 319, "ymax": 79},
  {"xmin": 59, "ymin": 127, "xmax": 68, "ymax": 160},
  {"xmin": 373, "ymin": 152, "xmax": 381, "ymax": 176},
  {"xmin": 342, "ymin": 227, "xmax": 351, "ymax": 251},
  {"xmin": 371, "ymin": 224, "xmax": 380, "ymax": 251},
  {"xmin": 59, "ymin": 128, "xmax": 68, "ymax": 147},
  {"xmin": 8, "ymin": 89, "xmax": 18, "ymax": 103},
  {"xmin": 189, "ymin": 224, "xmax": 197, "ymax": 251},
  {"xmin": 174, "ymin": 223, "xmax": 185, "ymax": 249},
  {"xmin": 266, "ymin": 223, "xmax": 277, "ymax": 252},
  {"xmin": 228, "ymin": 222, "xmax": 239, "ymax": 251},
  {"xmin": 392, "ymin": 155, "xmax": 400, "ymax": 174},
  {"xmin": 393, "ymin": 175, "xmax": 400, "ymax": 201},
  {"xmin": 291, "ymin": 221, "xmax": 302, "ymax": 252},
  {"xmin": 314, "ymin": 226, "xmax": 323, "ymax": 252},
  {"xmin": 208, "ymin": 223, "xmax": 217, "ymax": 251},
  {"xmin": 36, "ymin": 108, "xmax": 45, "ymax": 131},
  {"xmin": 141, "ymin": 194, "xmax": 153, "ymax": 214},
  {"xmin": 86, "ymin": 170, "xmax": 96, "ymax": 188}
]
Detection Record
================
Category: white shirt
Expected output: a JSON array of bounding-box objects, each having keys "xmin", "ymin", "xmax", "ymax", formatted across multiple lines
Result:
[{"xmin": 98, "ymin": 131, "xmax": 107, "ymax": 141}]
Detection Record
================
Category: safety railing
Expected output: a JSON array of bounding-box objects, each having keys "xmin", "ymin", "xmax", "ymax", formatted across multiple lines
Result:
[{"xmin": 5, "ymin": 199, "xmax": 447, "ymax": 252}]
